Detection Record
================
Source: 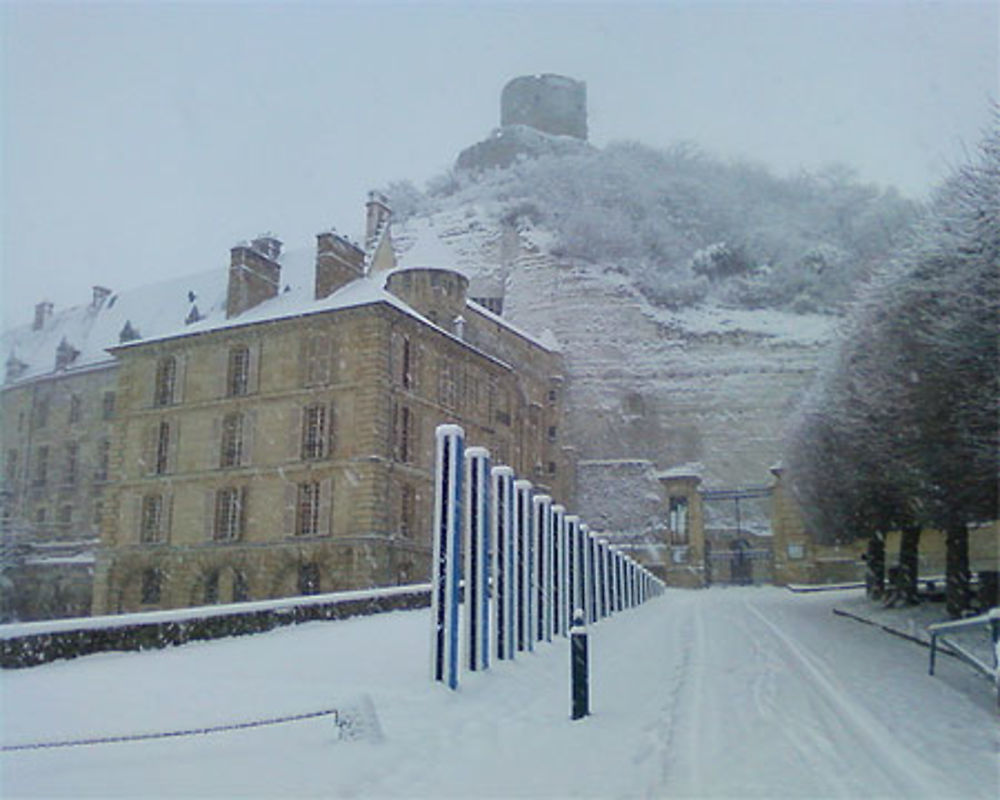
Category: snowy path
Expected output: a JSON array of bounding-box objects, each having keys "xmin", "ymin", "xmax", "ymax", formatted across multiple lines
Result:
[{"xmin": 2, "ymin": 588, "xmax": 997, "ymax": 798}]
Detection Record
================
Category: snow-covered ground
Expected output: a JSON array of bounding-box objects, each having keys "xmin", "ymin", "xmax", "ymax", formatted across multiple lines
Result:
[{"xmin": 2, "ymin": 587, "xmax": 996, "ymax": 798}]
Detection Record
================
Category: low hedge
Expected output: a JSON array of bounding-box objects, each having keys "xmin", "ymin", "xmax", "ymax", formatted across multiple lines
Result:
[{"xmin": 1, "ymin": 586, "xmax": 430, "ymax": 669}]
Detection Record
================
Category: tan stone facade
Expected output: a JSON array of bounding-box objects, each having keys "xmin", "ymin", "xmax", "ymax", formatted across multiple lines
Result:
[
  {"xmin": 1, "ymin": 363, "xmax": 117, "ymax": 619},
  {"xmin": 91, "ymin": 261, "xmax": 569, "ymax": 614},
  {"xmin": 770, "ymin": 467, "xmax": 1000, "ymax": 585}
]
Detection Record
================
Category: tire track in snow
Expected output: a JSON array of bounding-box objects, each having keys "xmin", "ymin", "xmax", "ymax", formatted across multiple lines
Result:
[{"xmin": 743, "ymin": 598, "xmax": 959, "ymax": 798}]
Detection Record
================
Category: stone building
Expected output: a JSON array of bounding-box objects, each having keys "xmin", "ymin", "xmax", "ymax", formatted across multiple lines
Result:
[
  {"xmin": 90, "ymin": 201, "xmax": 570, "ymax": 614},
  {"xmin": 2, "ymin": 198, "xmax": 570, "ymax": 619}
]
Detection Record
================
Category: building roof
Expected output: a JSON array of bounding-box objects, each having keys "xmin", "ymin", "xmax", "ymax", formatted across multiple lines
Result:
[{"xmin": 3, "ymin": 238, "xmax": 557, "ymax": 388}]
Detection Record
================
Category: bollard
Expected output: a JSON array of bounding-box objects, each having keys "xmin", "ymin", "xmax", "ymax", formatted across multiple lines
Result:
[
  {"xmin": 464, "ymin": 447, "xmax": 491, "ymax": 672},
  {"xmin": 570, "ymin": 609, "xmax": 590, "ymax": 720},
  {"xmin": 515, "ymin": 480, "xmax": 534, "ymax": 652},
  {"xmin": 491, "ymin": 466, "xmax": 515, "ymax": 661},
  {"xmin": 431, "ymin": 425, "xmax": 464, "ymax": 689}
]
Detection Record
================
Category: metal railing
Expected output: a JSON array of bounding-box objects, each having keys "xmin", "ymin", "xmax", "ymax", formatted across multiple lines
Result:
[{"xmin": 927, "ymin": 608, "xmax": 1000, "ymax": 709}]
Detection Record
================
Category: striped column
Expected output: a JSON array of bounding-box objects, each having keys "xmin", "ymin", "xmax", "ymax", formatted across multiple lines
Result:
[
  {"xmin": 464, "ymin": 447, "xmax": 491, "ymax": 672},
  {"xmin": 431, "ymin": 424, "xmax": 464, "ymax": 689},
  {"xmin": 491, "ymin": 465, "xmax": 515, "ymax": 661},
  {"xmin": 514, "ymin": 480, "xmax": 534, "ymax": 653}
]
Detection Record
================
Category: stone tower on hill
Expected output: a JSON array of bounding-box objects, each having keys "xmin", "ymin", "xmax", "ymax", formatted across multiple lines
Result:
[
  {"xmin": 501, "ymin": 74, "xmax": 588, "ymax": 140},
  {"xmin": 456, "ymin": 74, "xmax": 591, "ymax": 172}
]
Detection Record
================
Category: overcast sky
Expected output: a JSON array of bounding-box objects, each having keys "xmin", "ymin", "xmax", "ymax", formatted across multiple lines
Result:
[{"xmin": 2, "ymin": 1, "xmax": 997, "ymax": 328}]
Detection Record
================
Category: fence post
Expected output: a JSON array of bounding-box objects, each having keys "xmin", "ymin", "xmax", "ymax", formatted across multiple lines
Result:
[
  {"xmin": 553, "ymin": 505, "xmax": 567, "ymax": 637},
  {"xmin": 514, "ymin": 480, "xmax": 534, "ymax": 653},
  {"xmin": 491, "ymin": 466, "xmax": 515, "ymax": 662},
  {"xmin": 431, "ymin": 425, "xmax": 464, "ymax": 689},
  {"xmin": 533, "ymin": 494, "xmax": 553, "ymax": 643},
  {"xmin": 570, "ymin": 609, "xmax": 590, "ymax": 720},
  {"xmin": 584, "ymin": 526, "xmax": 597, "ymax": 624},
  {"xmin": 464, "ymin": 447, "xmax": 491, "ymax": 672}
]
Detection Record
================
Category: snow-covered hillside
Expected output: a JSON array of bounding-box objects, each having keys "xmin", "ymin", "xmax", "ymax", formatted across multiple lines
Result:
[
  {"xmin": 3, "ymin": 588, "xmax": 995, "ymax": 798},
  {"xmin": 394, "ymin": 204, "xmax": 836, "ymax": 530}
]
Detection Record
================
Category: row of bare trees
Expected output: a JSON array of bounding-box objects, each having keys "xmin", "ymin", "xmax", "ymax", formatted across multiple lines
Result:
[{"xmin": 785, "ymin": 116, "xmax": 999, "ymax": 617}]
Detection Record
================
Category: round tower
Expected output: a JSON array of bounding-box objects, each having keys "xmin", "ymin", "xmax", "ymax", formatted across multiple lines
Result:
[{"xmin": 500, "ymin": 74, "xmax": 587, "ymax": 140}]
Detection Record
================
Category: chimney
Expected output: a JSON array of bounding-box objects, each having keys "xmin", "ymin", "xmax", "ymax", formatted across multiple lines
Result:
[
  {"xmin": 315, "ymin": 231, "xmax": 365, "ymax": 300},
  {"xmin": 91, "ymin": 286, "xmax": 112, "ymax": 309},
  {"xmin": 33, "ymin": 301, "xmax": 53, "ymax": 331},
  {"xmin": 227, "ymin": 235, "xmax": 282, "ymax": 318},
  {"xmin": 365, "ymin": 191, "xmax": 392, "ymax": 252}
]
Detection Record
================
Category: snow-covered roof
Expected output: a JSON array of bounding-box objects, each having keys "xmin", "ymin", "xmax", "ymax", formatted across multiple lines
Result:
[
  {"xmin": 4, "ymin": 232, "xmax": 560, "ymax": 388},
  {"xmin": 2, "ymin": 267, "xmax": 228, "ymax": 386}
]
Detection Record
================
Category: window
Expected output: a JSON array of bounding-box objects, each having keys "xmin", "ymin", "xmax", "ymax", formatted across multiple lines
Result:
[
  {"xmin": 155, "ymin": 421, "xmax": 171, "ymax": 474},
  {"xmin": 64, "ymin": 442, "xmax": 78, "ymax": 485},
  {"xmin": 220, "ymin": 413, "xmax": 244, "ymax": 468},
  {"xmin": 69, "ymin": 394, "xmax": 82, "ymax": 424},
  {"xmin": 296, "ymin": 481, "xmax": 321, "ymax": 536},
  {"xmin": 5, "ymin": 449, "xmax": 17, "ymax": 486},
  {"xmin": 141, "ymin": 568, "xmax": 162, "ymax": 605},
  {"xmin": 213, "ymin": 487, "xmax": 246, "ymax": 541},
  {"xmin": 95, "ymin": 439, "xmax": 110, "ymax": 481},
  {"xmin": 232, "ymin": 570, "xmax": 250, "ymax": 602},
  {"xmin": 34, "ymin": 446, "xmax": 48, "ymax": 486},
  {"xmin": 548, "ymin": 461, "xmax": 557, "ymax": 475},
  {"xmin": 302, "ymin": 404, "xmax": 330, "ymax": 460},
  {"xmin": 669, "ymin": 497, "xmax": 689, "ymax": 545},
  {"xmin": 298, "ymin": 562, "xmax": 321, "ymax": 596},
  {"xmin": 154, "ymin": 356, "xmax": 177, "ymax": 406},
  {"xmin": 393, "ymin": 333, "xmax": 414, "ymax": 389},
  {"xmin": 203, "ymin": 570, "xmax": 220, "ymax": 604},
  {"xmin": 547, "ymin": 425, "xmax": 558, "ymax": 443},
  {"xmin": 400, "ymin": 484, "xmax": 415, "ymax": 537},
  {"xmin": 58, "ymin": 504, "xmax": 73, "ymax": 526},
  {"xmin": 393, "ymin": 403, "xmax": 416, "ymax": 463},
  {"xmin": 227, "ymin": 346, "xmax": 250, "ymax": 396},
  {"xmin": 140, "ymin": 494, "xmax": 164, "ymax": 543},
  {"xmin": 35, "ymin": 397, "xmax": 49, "ymax": 428},
  {"xmin": 548, "ymin": 388, "xmax": 559, "ymax": 405},
  {"xmin": 102, "ymin": 391, "xmax": 116, "ymax": 420},
  {"xmin": 303, "ymin": 334, "xmax": 333, "ymax": 386},
  {"xmin": 438, "ymin": 360, "xmax": 458, "ymax": 409},
  {"xmin": 92, "ymin": 500, "xmax": 103, "ymax": 526}
]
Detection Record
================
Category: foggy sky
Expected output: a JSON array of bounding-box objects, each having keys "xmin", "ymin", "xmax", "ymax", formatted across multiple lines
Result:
[{"xmin": 2, "ymin": 1, "xmax": 997, "ymax": 328}]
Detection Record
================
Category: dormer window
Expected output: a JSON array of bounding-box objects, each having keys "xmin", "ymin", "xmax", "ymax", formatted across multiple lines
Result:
[
  {"xmin": 4, "ymin": 355, "xmax": 27, "ymax": 383},
  {"xmin": 55, "ymin": 338, "xmax": 80, "ymax": 371},
  {"xmin": 119, "ymin": 320, "xmax": 140, "ymax": 343}
]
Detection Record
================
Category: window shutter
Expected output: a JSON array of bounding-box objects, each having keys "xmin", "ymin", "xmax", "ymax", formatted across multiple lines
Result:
[
  {"xmin": 140, "ymin": 425, "xmax": 157, "ymax": 476},
  {"xmin": 412, "ymin": 412, "xmax": 422, "ymax": 467},
  {"xmin": 327, "ymin": 402, "xmax": 336, "ymax": 459},
  {"xmin": 298, "ymin": 337, "xmax": 309, "ymax": 386},
  {"xmin": 390, "ymin": 401, "xmax": 399, "ymax": 460},
  {"xmin": 238, "ymin": 486, "xmax": 249, "ymax": 539},
  {"xmin": 283, "ymin": 483, "xmax": 297, "ymax": 537},
  {"xmin": 168, "ymin": 419, "xmax": 181, "ymax": 473},
  {"xmin": 174, "ymin": 354, "xmax": 187, "ymax": 403},
  {"xmin": 248, "ymin": 341, "xmax": 262, "ymax": 394},
  {"xmin": 211, "ymin": 417, "xmax": 222, "ymax": 469},
  {"xmin": 287, "ymin": 406, "xmax": 303, "ymax": 461},
  {"xmin": 132, "ymin": 494, "xmax": 143, "ymax": 543},
  {"xmin": 328, "ymin": 338, "xmax": 339, "ymax": 384},
  {"xmin": 319, "ymin": 477, "xmax": 334, "ymax": 536},
  {"xmin": 163, "ymin": 492, "xmax": 174, "ymax": 540},
  {"xmin": 204, "ymin": 490, "xmax": 216, "ymax": 540},
  {"xmin": 217, "ymin": 349, "xmax": 230, "ymax": 398},
  {"xmin": 243, "ymin": 411, "xmax": 256, "ymax": 466}
]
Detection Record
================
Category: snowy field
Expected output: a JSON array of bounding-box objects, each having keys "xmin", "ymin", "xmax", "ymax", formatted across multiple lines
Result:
[{"xmin": 2, "ymin": 587, "xmax": 996, "ymax": 799}]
